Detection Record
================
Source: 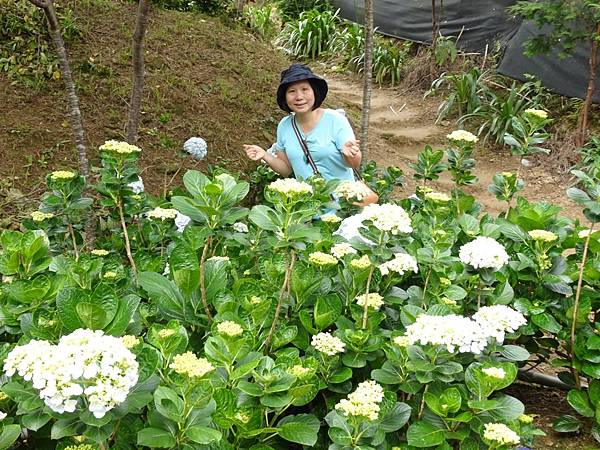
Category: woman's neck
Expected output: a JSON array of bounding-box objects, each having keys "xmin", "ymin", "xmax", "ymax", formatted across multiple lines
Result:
[{"xmin": 295, "ymin": 108, "xmax": 322, "ymax": 130}]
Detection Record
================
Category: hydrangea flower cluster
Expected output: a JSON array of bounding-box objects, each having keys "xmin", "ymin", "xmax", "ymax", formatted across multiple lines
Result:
[
  {"xmin": 483, "ymin": 423, "xmax": 520, "ymax": 446},
  {"xmin": 378, "ymin": 253, "xmax": 418, "ymax": 276},
  {"xmin": 350, "ymin": 255, "xmax": 372, "ymax": 270},
  {"xmin": 169, "ymin": 352, "xmax": 214, "ymax": 378},
  {"xmin": 99, "ymin": 140, "xmax": 141, "ymax": 154},
  {"xmin": 91, "ymin": 249, "xmax": 109, "ymax": 256},
  {"xmin": 288, "ymin": 365, "xmax": 312, "ymax": 379},
  {"xmin": 446, "ymin": 129, "xmax": 478, "ymax": 143},
  {"xmin": 3, "ymin": 329, "xmax": 138, "ymax": 418},
  {"xmin": 183, "ymin": 137, "xmax": 208, "ymax": 160},
  {"xmin": 217, "ymin": 321, "xmax": 243, "ymax": 337},
  {"xmin": 268, "ymin": 178, "xmax": 313, "ymax": 197},
  {"xmin": 175, "ymin": 212, "xmax": 191, "ymax": 232},
  {"xmin": 482, "ymin": 367, "xmax": 506, "ymax": 379},
  {"xmin": 361, "ymin": 204, "xmax": 412, "ymax": 235},
  {"xmin": 335, "ymin": 380, "xmax": 385, "ymax": 421},
  {"xmin": 424, "ymin": 192, "xmax": 451, "ymax": 203},
  {"xmin": 528, "ymin": 229, "xmax": 558, "ymax": 242},
  {"xmin": 127, "ymin": 178, "xmax": 144, "ymax": 194},
  {"xmin": 459, "ymin": 236, "xmax": 509, "ymax": 270},
  {"xmin": 524, "ymin": 108, "xmax": 548, "ymax": 119},
  {"xmin": 308, "ymin": 251, "xmax": 338, "ymax": 267},
  {"xmin": 30, "ymin": 211, "xmax": 54, "ymax": 222},
  {"xmin": 356, "ymin": 293, "xmax": 384, "ymax": 310},
  {"xmin": 233, "ymin": 222, "xmax": 249, "ymax": 233},
  {"xmin": 393, "ymin": 335, "xmax": 410, "ymax": 347},
  {"xmin": 50, "ymin": 170, "xmax": 76, "ymax": 181},
  {"xmin": 472, "ymin": 305, "xmax": 527, "ymax": 343},
  {"xmin": 330, "ymin": 243, "xmax": 357, "ymax": 259},
  {"xmin": 147, "ymin": 207, "xmax": 179, "ymax": 221},
  {"xmin": 405, "ymin": 306, "xmax": 526, "ymax": 353},
  {"xmin": 311, "ymin": 332, "xmax": 346, "ymax": 356},
  {"xmin": 334, "ymin": 180, "xmax": 373, "ymax": 201},
  {"xmin": 320, "ymin": 213, "xmax": 342, "ymax": 223}
]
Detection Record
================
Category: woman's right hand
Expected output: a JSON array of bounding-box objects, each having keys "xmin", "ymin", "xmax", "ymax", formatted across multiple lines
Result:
[{"xmin": 243, "ymin": 144, "xmax": 267, "ymax": 161}]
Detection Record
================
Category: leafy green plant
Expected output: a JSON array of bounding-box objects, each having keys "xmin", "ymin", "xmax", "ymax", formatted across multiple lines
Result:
[
  {"xmin": 276, "ymin": 8, "xmax": 339, "ymax": 59},
  {"xmin": 275, "ymin": 0, "xmax": 331, "ymax": 22},
  {"xmin": 0, "ymin": 1, "xmax": 80, "ymax": 88},
  {"xmin": 244, "ymin": 3, "xmax": 280, "ymax": 40},
  {"xmin": 151, "ymin": 0, "xmax": 233, "ymax": 14},
  {"xmin": 410, "ymin": 144, "xmax": 448, "ymax": 186}
]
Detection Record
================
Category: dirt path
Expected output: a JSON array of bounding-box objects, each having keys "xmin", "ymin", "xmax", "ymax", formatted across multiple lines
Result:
[{"xmin": 327, "ymin": 73, "xmax": 582, "ymax": 220}]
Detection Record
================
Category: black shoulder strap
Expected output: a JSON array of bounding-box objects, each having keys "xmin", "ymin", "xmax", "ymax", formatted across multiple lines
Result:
[{"xmin": 291, "ymin": 116, "xmax": 320, "ymax": 176}]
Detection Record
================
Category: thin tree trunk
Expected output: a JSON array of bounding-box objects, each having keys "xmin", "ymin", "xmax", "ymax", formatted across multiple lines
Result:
[
  {"xmin": 29, "ymin": 0, "xmax": 89, "ymax": 181},
  {"xmin": 29, "ymin": 0, "xmax": 95, "ymax": 249},
  {"xmin": 359, "ymin": 0, "xmax": 374, "ymax": 164},
  {"xmin": 126, "ymin": 0, "xmax": 151, "ymax": 144},
  {"xmin": 576, "ymin": 23, "xmax": 600, "ymax": 148}
]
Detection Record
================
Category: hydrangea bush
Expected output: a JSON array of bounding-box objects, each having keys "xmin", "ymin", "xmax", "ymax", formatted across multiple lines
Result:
[{"xmin": 4, "ymin": 136, "xmax": 600, "ymax": 448}]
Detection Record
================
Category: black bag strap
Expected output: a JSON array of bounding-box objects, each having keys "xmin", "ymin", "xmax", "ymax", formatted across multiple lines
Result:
[{"xmin": 291, "ymin": 116, "xmax": 320, "ymax": 176}]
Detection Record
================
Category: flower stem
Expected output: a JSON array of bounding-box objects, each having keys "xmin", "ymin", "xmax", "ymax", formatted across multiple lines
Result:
[
  {"xmin": 422, "ymin": 266, "xmax": 432, "ymax": 308},
  {"xmin": 264, "ymin": 250, "xmax": 295, "ymax": 352},
  {"xmin": 117, "ymin": 198, "xmax": 137, "ymax": 276},
  {"xmin": 570, "ymin": 223, "xmax": 595, "ymax": 388},
  {"xmin": 199, "ymin": 235, "xmax": 214, "ymax": 324},
  {"xmin": 67, "ymin": 222, "xmax": 79, "ymax": 261},
  {"xmin": 361, "ymin": 264, "xmax": 375, "ymax": 329}
]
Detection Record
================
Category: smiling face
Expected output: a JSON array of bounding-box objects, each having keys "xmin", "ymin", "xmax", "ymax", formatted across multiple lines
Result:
[{"xmin": 285, "ymin": 80, "xmax": 315, "ymax": 114}]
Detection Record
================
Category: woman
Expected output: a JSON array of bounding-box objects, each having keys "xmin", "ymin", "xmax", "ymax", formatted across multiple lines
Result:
[{"xmin": 244, "ymin": 64, "xmax": 362, "ymax": 181}]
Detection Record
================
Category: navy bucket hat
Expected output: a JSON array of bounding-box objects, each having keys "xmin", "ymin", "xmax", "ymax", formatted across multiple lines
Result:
[{"xmin": 276, "ymin": 64, "xmax": 328, "ymax": 113}]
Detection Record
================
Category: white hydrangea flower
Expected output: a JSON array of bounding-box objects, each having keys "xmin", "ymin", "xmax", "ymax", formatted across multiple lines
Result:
[
  {"xmin": 334, "ymin": 213, "xmax": 374, "ymax": 246},
  {"xmin": 127, "ymin": 177, "xmax": 144, "ymax": 194},
  {"xmin": 330, "ymin": 243, "xmax": 357, "ymax": 259},
  {"xmin": 183, "ymin": 137, "xmax": 208, "ymax": 160},
  {"xmin": 311, "ymin": 332, "xmax": 345, "ymax": 356},
  {"xmin": 50, "ymin": 170, "xmax": 76, "ymax": 181},
  {"xmin": 446, "ymin": 129, "xmax": 478, "ymax": 143},
  {"xmin": 3, "ymin": 329, "xmax": 138, "ymax": 418},
  {"xmin": 393, "ymin": 335, "xmax": 410, "ymax": 347},
  {"xmin": 0, "ymin": 411, "xmax": 6, "ymax": 421},
  {"xmin": 472, "ymin": 305, "xmax": 527, "ymax": 343},
  {"xmin": 217, "ymin": 321, "xmax": 243, "ymax": 337},
  {"xmin": 524, "ymin": 108, "xmax": 548, "ymax": 119},
  {"xmin": 170, "ymin": 352, "xmax": 214, "ymax": 378},
  {"xmin": 147, "ymin": 207, "xmax": 179, "ymax": 221},
  {"xmin": 361, "ymin": 203, "xmax": 412, "ymax": 235},
  {"xmin": 233, "ymin": 222, "xmax": 249, "ymax": 233},
  {"xmin": 175, "ymin": 212, "xmax": 192, "ymax": 232},
  {"xmin": 308, "ymin": 251, "xmax": 338, "ymax": 267},
  {"xmin": 100, "ymin": 140, "xmax": 141, "ymax": 154},
  {"xmin": 405, "ymin": 314, "xmax": 489, "ymax": 354},
  {"xmin": 424, "ymin": 192, "xmax": 451, "ymax": 203},
  {"xmin": 459, "ymin": 236, "xmax": 509, "ymax": 270},
  {"xmin": 335, "ymin": 380, "xmax": 384, "ymax": 421},
  {"xmin": 483, "ymin": 423, "xmax": 520, "ymax": 446},
  {"xmin": 321, "ymin": 213, "xmax": 342, "ymax": 224},
  {"xmin": 578, "ymin": 229, "xmax": 593, "ymax": 239},
  {"xmin": 268, "ymin": 178, "xmax": 313, "ymax": 197},
  {"xmin": 379, "ymin": 253, "xmax": 418, "ymax": 276},
  {"xmin": 334, "ymin": 180, "xmax": 373, "ymax": 201},
  {"xmin": 30, "ymin": 211, "xmax": 54, "ymax": 222},
  {"xmin": 350, "ymin": 255, "xmax": 372, "ymax": 270},
  {"xmin": 91, "ymin": 249, "xmax": 109, "ymax": 257},
  {"xmin": 355, "ymin": 293, "xmax": 384, "ymax": 310},
  {"xmin": 528, "ymin": 229, "xmax": 558, "ymax": 242}
]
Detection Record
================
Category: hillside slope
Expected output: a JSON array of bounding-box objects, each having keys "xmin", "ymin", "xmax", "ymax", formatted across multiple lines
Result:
[{"xmin": 1, "ymin": 1, "xmax": 293, "ymax": 218}]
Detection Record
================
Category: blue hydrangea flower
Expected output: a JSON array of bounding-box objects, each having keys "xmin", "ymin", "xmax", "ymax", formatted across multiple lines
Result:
[{"xmin": 183, "ymin": 137, "xmax": 207, "ymax": 160}]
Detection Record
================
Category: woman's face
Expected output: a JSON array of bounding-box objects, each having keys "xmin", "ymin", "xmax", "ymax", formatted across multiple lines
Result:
[{"xmin": 285, "ymin": 81, "xmax": 315, "ymax": 113}]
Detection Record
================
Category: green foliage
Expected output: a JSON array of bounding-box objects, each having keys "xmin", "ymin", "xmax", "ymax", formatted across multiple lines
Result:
[
  {"xmin": 410, "ymin": 144, "xmax": 448, "ymax": 185},
  {"xmin": 275, "ymin": 0, "xmax": 331, "ymax": 22},
  {"xmin": 244, "ymin": 3, "xmax": 280, "ymax": 40},
  {"xmin": 350, "ymin": 38, "xmax": 411, "ymax": 86},
  {"xmin": 575, "ymin": 135, "xmax": 600, "ymax": 179},
  {"xmin": 276, "ymin": 8, "xmax": 339, "ymax": 59},
  {"xmin": 0, "ymin": 0, "xmax": 80, "ymax": 88},
  {"xmin": 151, "ymin": 0, "xmax": 233, "ymax": 15},
  {"xmin": 361, "ymin": 161, "xmax": 404, "ymax": 203}
]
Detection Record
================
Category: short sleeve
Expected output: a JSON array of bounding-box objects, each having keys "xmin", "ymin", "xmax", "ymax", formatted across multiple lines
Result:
[
  {"xmin": 275, "ymin": 118, "xmax": 287, "ymax": 154},
  {"xmin": 332, "ymin": 111, "xmax": 355, "ymax": 150}
]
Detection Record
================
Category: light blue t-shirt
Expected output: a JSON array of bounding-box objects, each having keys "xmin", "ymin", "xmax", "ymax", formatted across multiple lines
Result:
[{"xmin": 275, "ymin": 109, "xmax": 355, "ymax": 181}]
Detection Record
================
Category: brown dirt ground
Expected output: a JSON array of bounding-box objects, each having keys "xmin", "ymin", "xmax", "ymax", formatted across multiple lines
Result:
[{"xmin": 0, "ymin": 2, "xmax": 597, "ymax": 448}]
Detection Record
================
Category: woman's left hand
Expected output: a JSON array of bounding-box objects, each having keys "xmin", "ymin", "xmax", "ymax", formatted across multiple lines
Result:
[{"xmin": 342, "ymin": 139, "xmax": 360, "ymax": 159}]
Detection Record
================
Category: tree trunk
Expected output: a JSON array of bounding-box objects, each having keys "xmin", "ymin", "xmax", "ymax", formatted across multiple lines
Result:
[
  {"xmin": 28, "ymin": 0, "xmax": 90, "ymax": 182},
  {"xmin": 29, "ymin": 0, "xmax": 94, "ymax": 249},
  {"xmin": 126, "ymin": 0, "xmax": 151, "ymax": 144},
  {"xmin": 234, "ymin": 0, "xmax": 246, "ymax": 17},
  {"xmin": 576, "ymin": 23, "xmax": 600, "ymax": 148},
  {"xmin": 359, "ymin": 0, "xmax": 374, "ymax": 164}
]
